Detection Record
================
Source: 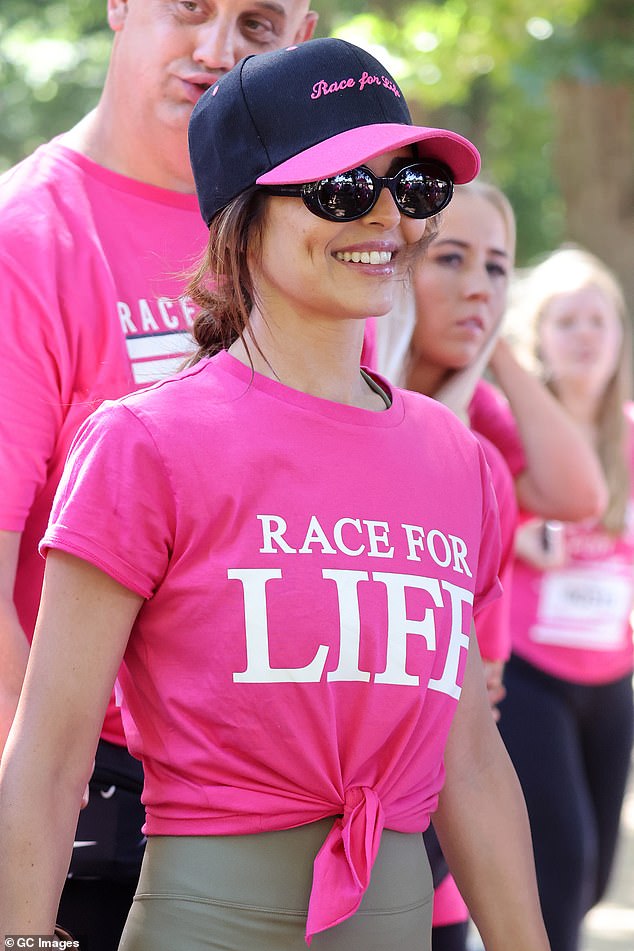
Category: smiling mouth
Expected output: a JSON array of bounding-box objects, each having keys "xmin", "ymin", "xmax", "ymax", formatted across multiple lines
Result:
[{"xmin": 335, "ymin": 250, "xmax": 393, "ymax": 264}]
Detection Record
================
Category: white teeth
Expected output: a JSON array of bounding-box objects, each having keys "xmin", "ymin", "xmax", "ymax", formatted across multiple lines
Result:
[{"xmin": 335, "ymin": 250, "xmax": 393, "ymax": 264}]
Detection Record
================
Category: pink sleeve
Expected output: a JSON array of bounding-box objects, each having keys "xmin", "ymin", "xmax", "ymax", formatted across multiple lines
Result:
[
  {"xmin": 473, "ymin": 560, "xmax": 513, "ymax": 662},
  {"xmin": 469, "ymin": 379, "xmax": 526, "ymax": 479},
  {"xmin": 0, "ymin": 249, "xmax": 75, "ymax": 530},
  {"xmin": 472, "ymin": 438, "xmax": 504, "ymax": 620},
  {"xmin": 41, "ymin": 402, "xmax": 175, "ymax": 598},
  {"xmin": 471, "ymin": 434, "xmax": 517, "ymax": 661}
]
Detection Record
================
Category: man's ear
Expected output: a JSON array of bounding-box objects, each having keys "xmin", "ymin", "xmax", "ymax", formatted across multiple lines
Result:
[
  {"xmin": 107, "ymin": 0, "xmax": 129, "ymax": 32},
  {"xmin": 295, "ymin": 11, "xmax": 319, "ymax": 43}
]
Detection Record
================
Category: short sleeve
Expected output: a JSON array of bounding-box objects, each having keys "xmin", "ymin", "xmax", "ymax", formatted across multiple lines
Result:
[
  {"xmin": 0, "ymin": 246, "xmax": 73, "ymax": 530},
  {"xmin": 472, "ymin": 439, "xmax": 504, "ymax": 620},
  {"xmin": 471, "ymin": 433, "xmax": 517, "ymax": 660},
  {"xmin": 40, "ymin": 401, "xmax": 176, "ymax": 598},
  {"xmin": 469, "ymin": 379, "xmax": 526, "ymax": 479}
]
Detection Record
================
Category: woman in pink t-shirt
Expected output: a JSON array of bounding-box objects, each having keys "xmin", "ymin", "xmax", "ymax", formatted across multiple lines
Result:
[
  {"xmin": 0, "ymin": 39, "xmax": 550, "ymax": 951},
  {"xmin": 497, "ymin": 246, "xmax": 634, "ymax": 951},
  {"xmin": 378, "ymin": 181, "xmax": 519, "ymax": 951},
  {"xmin": 377, "ymin": 183, "xmax": 607, "ymax": 951}
]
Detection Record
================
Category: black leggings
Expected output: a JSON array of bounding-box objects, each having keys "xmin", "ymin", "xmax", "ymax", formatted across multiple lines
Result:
[
  {"xmin": 431, "ymin": 922, "xmax": 469, "ymax": 951},
  {"xmin": 57, "ymin": 739, "xmax": 146, "ymax": 951},
  {"xmin": 423, "ymin": 825, "xmax": 469, "ymax": 951},
  {"xmin": 498, "ymin": 655, "xmax": 633, "ymax": 951}
]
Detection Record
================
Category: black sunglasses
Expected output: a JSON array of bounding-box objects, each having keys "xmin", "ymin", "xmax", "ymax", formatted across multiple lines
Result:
[{"xmin": 263, "ymin": 161, "xmax": 454, "ymax": 223}]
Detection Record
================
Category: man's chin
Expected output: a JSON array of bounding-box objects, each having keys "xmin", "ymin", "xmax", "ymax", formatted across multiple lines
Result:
[{"xmin": 157, "ymin": 101, "xmax": 196, "ymax": 133}]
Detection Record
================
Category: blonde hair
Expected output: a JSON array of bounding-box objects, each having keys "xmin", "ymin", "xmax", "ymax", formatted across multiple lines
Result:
[
  {"xmin": 185, "ymin": 187, "xmax": 268, "ymax": 365},
  {"xmin": 461, "ymin": 180, "xmax": 517, "ymax": 267},
  {"xmin": 507, "ymin": 245, "xmax": 632, "ymax": 533}
]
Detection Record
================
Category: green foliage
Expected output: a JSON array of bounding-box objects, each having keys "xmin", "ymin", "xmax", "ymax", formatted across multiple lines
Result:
[
  {"xmin": 323, "ymin": 0, "xmax": 632, "ymax": 264},
  {"xmin": 0, "ymin": 0, "xmax": 110, "ymax": 170},
  {"xmin": 330, "ymin": 0, "xmax": 593, "ymax": 103}
]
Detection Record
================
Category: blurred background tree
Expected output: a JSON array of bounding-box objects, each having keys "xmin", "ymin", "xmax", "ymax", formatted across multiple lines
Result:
[
  {"xmin": 1, "ymin": 0, "xmax": 633, "ymax": 308},
  {"xmin": 0, "ymin": 1, "xmax": 110, "ymax": 162}
]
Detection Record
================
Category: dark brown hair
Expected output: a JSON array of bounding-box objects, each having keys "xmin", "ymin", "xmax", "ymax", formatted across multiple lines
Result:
[{"xmin": 185, "ymin": 187, "xmax": 268, "ymax": 365}]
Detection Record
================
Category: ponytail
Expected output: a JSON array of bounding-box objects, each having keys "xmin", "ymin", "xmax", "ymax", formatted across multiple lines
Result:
[{"xmin": 185, "ymin": 188, "xmax": 267, "ymax": 364}]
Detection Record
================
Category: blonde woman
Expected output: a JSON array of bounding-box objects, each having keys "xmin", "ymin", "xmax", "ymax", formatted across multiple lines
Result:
[
  {"xmin": 498, "ymin": 246, "xmax": 634, "ymax": 951},
  {"xmin": 376, "ymin": 181, "xmax": 607, "ymax": 729},
  {"xmin": 407, "ymin": 181, "xmax": 520, "ymax": 951},
  {"xmin": 376, "ymin": 184, "xmax": 607, "ymax": 951}
]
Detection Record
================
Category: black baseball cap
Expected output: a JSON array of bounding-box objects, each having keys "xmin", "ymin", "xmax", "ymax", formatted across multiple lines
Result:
[{"xmin": 189, "ymin": 37, "xmax": 480, "ymax": 225}]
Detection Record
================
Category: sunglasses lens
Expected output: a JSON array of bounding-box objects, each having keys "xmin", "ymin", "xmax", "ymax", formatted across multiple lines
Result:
[
  {"xmin": 312, "ymin": 169, "xmax": 376, "ymax": 221},
  {"xmin": 394, "ymin": 165, "xmax": 452, "ymax": 218},
  {"xmin": 300, "ymin": 164, "xmax": 453, "ymax": 221}
]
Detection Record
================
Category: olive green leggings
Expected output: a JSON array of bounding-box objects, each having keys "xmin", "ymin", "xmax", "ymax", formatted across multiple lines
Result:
[{"xmin": 118, "ymin": 820, "xmax": 433, "ymax": 951}]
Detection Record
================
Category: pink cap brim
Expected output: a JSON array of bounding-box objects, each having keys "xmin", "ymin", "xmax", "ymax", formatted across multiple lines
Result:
[{"xmin": 256, "ymin": 123, "xmax": 480, "ymax": 186}]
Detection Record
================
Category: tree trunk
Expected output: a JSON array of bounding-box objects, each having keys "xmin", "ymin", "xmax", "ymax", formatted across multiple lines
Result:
[{"xmin": 550, "ymin": 79, "xmax": 634, "ymax": 316}]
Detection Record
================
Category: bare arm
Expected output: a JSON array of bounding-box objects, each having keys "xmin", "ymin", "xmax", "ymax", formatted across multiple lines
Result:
[
  {"xmin": 0, "ymin": 530, "xmax": 30, "ymax": 757},
  {"xmin": 489, "ymin": 337, "xmax": 606, "ymax": 520},
  {"xmin": 433, "ymin": 630, "xmax": 550, "ymax": 951},
  {"xmin": 0, "ymin": 550, "xmax": 143, "ymax": 934}
]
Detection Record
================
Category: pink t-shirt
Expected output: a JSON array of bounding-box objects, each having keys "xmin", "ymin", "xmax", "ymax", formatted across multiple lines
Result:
[
  {"xmin": 510, "ymin": 406, "xmax": 634, "ymax": 685},
  {"xmin": 0, "ymin": 139, "xmax": 207, "ymax": 742},
  {"xmin": 432, "ymin": 872, "xmax": 469, "ymax": 927},
  {"xmin": 471, "ymin": 433, "xmax": 516, "ymax": 662},
  {"xmin": 469, "ymin": 379, "xmax": 527, "ymax": 479},
  {"xmin": 42, "ymin": 351, "xmax": 501, "ymax": 941}
]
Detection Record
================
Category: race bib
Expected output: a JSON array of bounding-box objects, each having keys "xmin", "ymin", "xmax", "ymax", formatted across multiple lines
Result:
[{"xmin": 530, "ymin": 563, "xmax": 633, "ymax": 651}]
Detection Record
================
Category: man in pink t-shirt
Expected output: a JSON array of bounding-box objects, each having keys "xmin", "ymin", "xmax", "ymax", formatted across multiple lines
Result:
[{"xmin": 0, "ymin": 2, "xmax": 317, "ymax": 946}]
